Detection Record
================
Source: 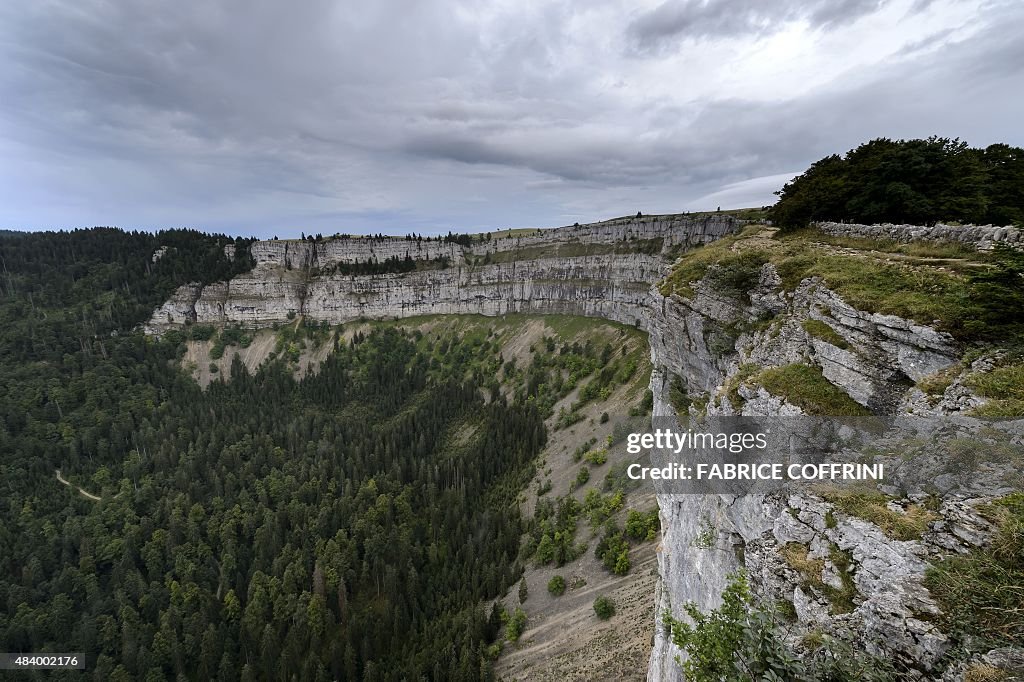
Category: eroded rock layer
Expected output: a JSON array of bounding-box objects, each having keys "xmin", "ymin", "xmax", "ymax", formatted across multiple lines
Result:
[{"xmin": 145, "ymin": 214, "xmax": 739, "ymax": 332}]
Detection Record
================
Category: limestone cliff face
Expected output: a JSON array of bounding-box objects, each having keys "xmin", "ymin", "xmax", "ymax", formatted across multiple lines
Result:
[
  {"xmin": 643, "ymin": 259, "xmax": 1017, "ymax": 680},
  {"xmin": 148, "ymin": 254, "xmax": 664, "ymax": 330},
  {"xmin": 145, "ymin": 214, "xmax": 739, "ymax": 332},
  {"xmin": 249, "ymin": 237, "xmax": 466, "ymax": 269},
  {"xmin": 462, "ymin": 214, "xmax": 734, "ymax": 256}
]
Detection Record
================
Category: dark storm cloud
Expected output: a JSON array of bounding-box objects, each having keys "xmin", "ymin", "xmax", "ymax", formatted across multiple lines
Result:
[
  {"xmin": 627, "ymin": 0, "xmax": 886, "ymax": 47},
  {"xmin": 0, "ymin": 0, "xmax": 1021, "ymax": 235},
  {"xmin": 403, "ymin": 128, "xmax": 695, "ymax": 185},
  {"xmin": 405, "ymin": 5, "xmax": 1024, "ymax": 191}
]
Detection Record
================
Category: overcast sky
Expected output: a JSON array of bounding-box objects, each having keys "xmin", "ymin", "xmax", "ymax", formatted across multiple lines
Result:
[{"xmin": 2, "ymin": 0, "xmax": 1022, "ymax": 237}]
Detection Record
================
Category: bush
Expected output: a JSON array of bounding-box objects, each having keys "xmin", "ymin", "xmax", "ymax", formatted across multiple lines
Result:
[
  {"xmin": 664, "ymin": 572, "xmax": 897, "ymax": 681},
  {"xmin": 572, "ymin": 438, "xmax": 597, "ymax": 463},
  {"xmin": 209, "ymin": 337, "xmax": 226, "ymax": 359},
  {"xmin": 593, "ymin": 595, "xmax": 615, "ymax": 620},
  {"xmin": 600, "ymin": 411, "xmax": 609, "ymax": 424},
  {"xmin": 573, "ymin": 467, "xmax": 590, "ymax": 489},
  {"xmin": 625, "ymin": 509, "xmax": 660, "ymax": 541},
  {"xmin": 595, "ymin": 522, "xmax": 630, "ymax": 575},
  {"xmin": 188, "ymin": 324, "xmax": 216, "ymax": 341},
  {"xmin": 583, "ymin": 489, "xmax": 624, "ymax": 527},
  {"xmin": 556, "ymin": 407, "xmax": 584, "ymax": 430},
  {"xmin": 613, "ymin": 550, "xmax": 630, "ymax": 575},
  {"xmin": 705, "ymin": 251, "xmax": 769, "ymax": 301},
  {"xmin": 535, "ymin": 534, "xmax": 555, "ymax": 565},
  {"xmin": 505, "ymin": 608, "xmax": 527, "ymax": 642},
  {"xmin": 547, "ymin": 575, "xmax": 566, "ymax": 596},
  {"xmin": 220, "ymin": 325, "xmax": 246, "ymax": 346},
  {"xmin": 669, "ymin": 375, "xmax": 690, "ymax": 413}
]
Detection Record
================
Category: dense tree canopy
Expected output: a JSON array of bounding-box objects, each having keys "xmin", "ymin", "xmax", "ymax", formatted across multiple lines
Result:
[
  {"xmin": 769, "ymin": 137, "xmax": 1024, "ymax": 228},
  {"xmin": 0, "ymin": 228, "xmax": 544, "ymax": 680}
]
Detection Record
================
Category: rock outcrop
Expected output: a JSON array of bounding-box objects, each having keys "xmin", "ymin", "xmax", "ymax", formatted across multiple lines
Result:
[{"xmin": 644, "ymin": 257, "xmax": 1019, "ymax": 680}]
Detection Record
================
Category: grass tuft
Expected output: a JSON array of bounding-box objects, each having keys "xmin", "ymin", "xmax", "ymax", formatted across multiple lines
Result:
[
  {"xmin": 780, "ymin": 542, "xmax": 823, "ymax": 577},
  {"xmin": 822, "ymin": 488, "xmax": 937, "ymax": 541},
  {"xmin": 779, "ymin": 542, "xmax": 858, "ymax": 614},
  {"xmin": 757, "ymin": 364, "xmax": 871, "ymax": 416},
  {"xmin": 923, "ymin": 494, "xmax": 1024, "ymax": 646},
  {"xmin": 964, "ymin": 663, "xmax": 1008, "ymax": 682},
  {"xmin": 722, "ymin": 363, "xmax": 761, "ymax": 410},
  {"xmin": 917, "ymin": 363, "xmax": 962, "ymax": 398},
  {"xmin": 967, "ymin": 361, "xmax": 1024, "ymax": 417},
  {"xmin": 802, "ymin": 319, "xmax": 850, "ymax": 349}
]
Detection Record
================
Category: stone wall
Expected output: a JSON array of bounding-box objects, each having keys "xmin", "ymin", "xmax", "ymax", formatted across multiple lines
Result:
[{"xmin": 815, "ymin": 221, "xmax": 1023, "ymax": 249}]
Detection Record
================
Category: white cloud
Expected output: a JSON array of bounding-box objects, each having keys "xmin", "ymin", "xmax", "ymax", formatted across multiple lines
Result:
[{"xmin": 688, "ymin": 172, "xmax": 802, "ymax": 212}]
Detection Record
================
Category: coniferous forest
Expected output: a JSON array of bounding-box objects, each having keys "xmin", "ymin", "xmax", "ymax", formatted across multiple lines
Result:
[{"xmin": 0, "ymin": 229, "xmax": 545, "ymax": 680}]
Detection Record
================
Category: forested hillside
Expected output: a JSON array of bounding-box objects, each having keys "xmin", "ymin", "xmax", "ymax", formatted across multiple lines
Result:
[
  {"xmin": 770, "ymin": 137, "xmax": 1024, "ymax": 228},
  {"xmin": 0, "ymin": 229, "xmax": 545, "ymax": 680}
]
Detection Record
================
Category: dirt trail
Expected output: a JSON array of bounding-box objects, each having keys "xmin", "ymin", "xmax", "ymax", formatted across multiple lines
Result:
[{"xmin": 55, "ymin": 469, "xmax": 102, "ymax": 501}]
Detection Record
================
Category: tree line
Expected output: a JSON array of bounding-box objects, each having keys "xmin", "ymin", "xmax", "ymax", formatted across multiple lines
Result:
[{"xmin": 770, "ymin": 137, "xmax": 1024, "ymax": 228}]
